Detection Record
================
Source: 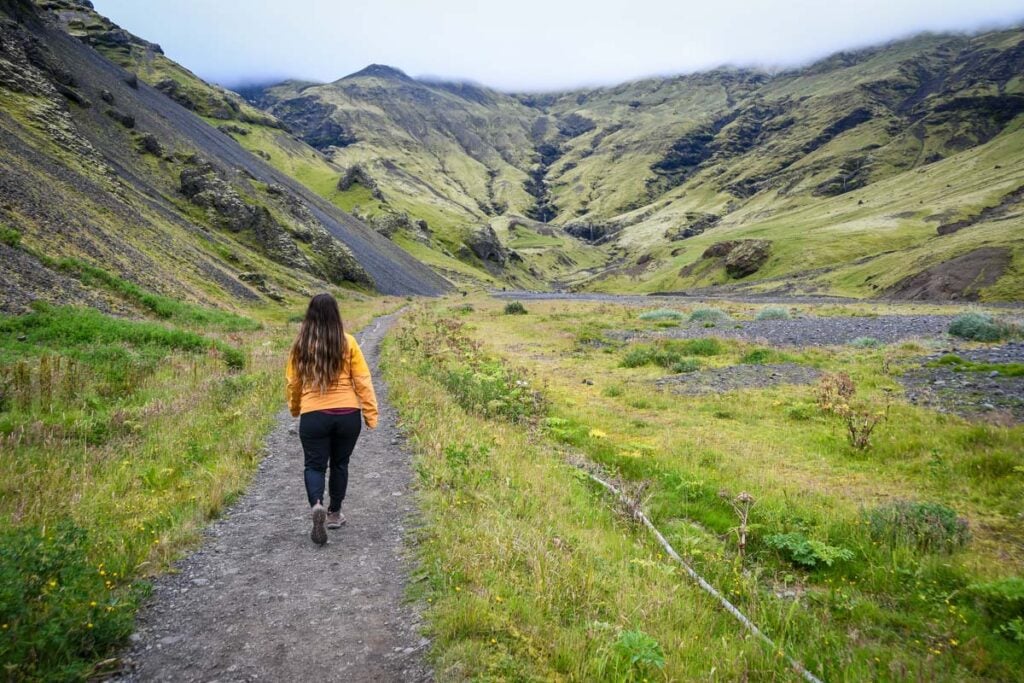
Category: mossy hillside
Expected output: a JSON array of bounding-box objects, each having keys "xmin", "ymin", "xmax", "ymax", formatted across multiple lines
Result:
[{"xmin": 246, "ymin": 28, "xmax": 1024, "ymax": 296}]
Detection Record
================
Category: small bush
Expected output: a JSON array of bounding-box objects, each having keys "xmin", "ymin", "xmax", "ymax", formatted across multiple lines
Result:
[
  {"xmin": 678, "ymin": 338, "xmax": 723, "ymax": 356},
  {"xmin": 669, "ymin": 358, "xmax": 700, "ymax": 373},
  {"xmin": 948, "ymin": 313, "xmax": 1016, "ymax": 342},
  {"xmin": 850, "ymin": 336, "xmax": 881, "ymax": 348},
  {"xmin": 815, "ymin": 372, "xmax": 856, "ymax": 413},
  {"xmin": 866, "ymin": 500, "xmax": 970, "ymax": 553},
  {"xmin": 755, "ymin": 307, "xmax": 790, "ymax": 321},
  {"xmin": 602, "ymin": 384, "xmax": 624, "ymax": 397},
  {"xmin": 0, "ymin": 224, "xmax": 21, "ymax": 247},
  {"xmin": 503, "ymin": 301, "xmax": 527, "ymax": 315},
  {"xmin": 765, "ymin": 532, "xmax": 855, "ymax": 568},
  {"xmin": 620, "ymin": 339, "xmax": 722, "ymax": 370},
  {"xmin": 741, "ymin": 348, "xmax": 773, "ymax": 364},
  {"xmin": 688, "ymin": 307, "xmax": 730, "ymax": 323},
  {"xmin": 638, "ymin": 308, "xmax": 684, "ymax": 321},
  {"xmin": 837, "ymin": 402, "xmax": 887, "ymax": 449}
]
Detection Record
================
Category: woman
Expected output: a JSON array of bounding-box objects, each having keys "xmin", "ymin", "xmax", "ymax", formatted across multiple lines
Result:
[{"xmin": 287, "ymin": 293, "xmax": 378, "ymax": 545}]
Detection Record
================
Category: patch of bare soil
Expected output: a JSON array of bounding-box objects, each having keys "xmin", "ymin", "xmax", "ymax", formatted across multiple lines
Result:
[
  {"xmin": 115, "ymin": 313, "xmax": 430, "ymax": 682},
  {"xmin": 886, "ymin": 247, "xmax": 1012, "ymax": 301}
]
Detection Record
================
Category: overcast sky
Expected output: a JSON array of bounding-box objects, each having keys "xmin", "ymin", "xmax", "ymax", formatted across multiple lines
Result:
[{"xmin": 91, "ymin": 0, "xmax": 1024, "ymax": 91}]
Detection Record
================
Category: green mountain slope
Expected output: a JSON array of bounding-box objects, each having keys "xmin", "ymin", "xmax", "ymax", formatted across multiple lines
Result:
[
  {"xmin": 0, "ymin": 0, "xmax": 447, "ymax": 315},
  {"xmin": 247, "ymin": 28, "xmax": 1024, "ymax": 300}
]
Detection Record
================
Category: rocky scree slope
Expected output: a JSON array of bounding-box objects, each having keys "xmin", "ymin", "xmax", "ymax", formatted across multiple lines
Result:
[
  {"xmin": 0, "ymin": 0, "xmax": 447, "ymax": 314},
  {"xmin": 246, "ymin": 29, "xmax": 1024, "ymax": 300}
]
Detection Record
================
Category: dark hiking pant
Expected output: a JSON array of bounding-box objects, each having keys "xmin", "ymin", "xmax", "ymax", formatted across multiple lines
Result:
[{"xmin": 298, "ymin": 410, "xmax": 362, "ymax": 512}]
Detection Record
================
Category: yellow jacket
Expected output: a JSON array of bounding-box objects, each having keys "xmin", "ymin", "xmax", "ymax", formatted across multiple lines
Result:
[{"xmin": 286, "ymin": 333, "xmax": 379, "ymax": 428}]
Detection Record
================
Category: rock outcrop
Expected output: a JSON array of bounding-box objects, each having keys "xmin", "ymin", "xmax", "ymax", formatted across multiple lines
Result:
[
  {"xmin": 465, "ymin": 225, "xmax": 508, "ymax": 266},
  {"xmin": 702, "ymin": 239, "xmax": 773, "ymax": 278}
]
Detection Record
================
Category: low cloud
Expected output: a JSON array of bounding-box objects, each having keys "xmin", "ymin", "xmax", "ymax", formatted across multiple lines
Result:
[{"xmin": 93, "ymin": 0, "xmax": 1024, "ymax": 91}]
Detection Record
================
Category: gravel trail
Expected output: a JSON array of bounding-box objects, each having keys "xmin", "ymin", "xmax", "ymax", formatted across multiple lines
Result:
[{"xmin": 117, "ymin": 313, "xmax": 429, "ymax": 682}]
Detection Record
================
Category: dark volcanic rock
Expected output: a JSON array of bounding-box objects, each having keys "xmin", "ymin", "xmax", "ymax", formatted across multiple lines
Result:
[
  {"xmin": 337, "ymin": 164, "xmax": 383, "ymax": 199},
  {"xmin": 700, "ymin": 239, "xmax": 772, "ymax": 277},
  {"xmin": 724, "ymin": 239, "xmax": 772, "ymax": 278},
  {"xmin": 136, "ymin": 132, "xmax": 162, "ymax": 155},
  {"xmin": 665, "ymin": 212, "xmax": 720, "ymax": 241},
  {"xmin": 465, "ymin": 224, "xmax": 508, "ymax": 266}
]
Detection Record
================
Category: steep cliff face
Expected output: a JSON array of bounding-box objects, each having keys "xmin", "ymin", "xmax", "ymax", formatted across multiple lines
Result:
[{"xmin": 0, "ymin": 0, "xmax": 448, "ymax": 312}]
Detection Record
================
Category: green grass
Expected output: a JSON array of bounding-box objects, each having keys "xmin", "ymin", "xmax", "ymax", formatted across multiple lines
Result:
[
  {"xmin": 0, "ymin": 288, "xmax": 394, "ymax": 680},
  {"xmin": 387, "ymin": 295, "xmax": 1024, "ymax": 681},
  {"xmin": 51, "ymin": 258, "xmax": 260, "ymax": 332},
  {"xmin": 929, "ymin": 354, "xmax": 1024, "ymax": 377}
]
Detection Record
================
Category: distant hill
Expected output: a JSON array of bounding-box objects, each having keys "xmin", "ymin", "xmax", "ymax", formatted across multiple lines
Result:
[
  {"xmin": 0, "ymin": 0, "xmax": 447, "ymax": 314},
  {"xmin": 246, "ymin": 28, "xmax": 1024, "ymax": 300}
]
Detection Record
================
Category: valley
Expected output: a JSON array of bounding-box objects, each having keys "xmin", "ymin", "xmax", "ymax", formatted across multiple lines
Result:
[{"xmin": 1, "ymin": 0, "xmax": 1023, "ymax": 680}]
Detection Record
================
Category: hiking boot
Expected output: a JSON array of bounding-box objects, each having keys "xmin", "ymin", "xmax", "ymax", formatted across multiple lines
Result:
[
  {"xmin": 310, "ymin": 503, "xmax": 327, "ymax": 545},
  {"xmin": 326, "ymin": 509, "xmax": 346, "ymax": 529}
]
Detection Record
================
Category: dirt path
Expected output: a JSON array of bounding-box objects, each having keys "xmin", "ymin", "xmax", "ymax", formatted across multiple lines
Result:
[{"xmin": 117, "ymin": 313, "xmax": 430, "ymax": 682}]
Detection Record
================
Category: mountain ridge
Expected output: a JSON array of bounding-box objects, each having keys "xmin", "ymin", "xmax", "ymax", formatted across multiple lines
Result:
[{"xmin": 239, "ymin": 26, "xmax": 1024, "ymax": 299}]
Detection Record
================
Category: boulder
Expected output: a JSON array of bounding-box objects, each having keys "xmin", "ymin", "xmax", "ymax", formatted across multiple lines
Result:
[
  {"xmin": 136, "ymin": 133, "xmax": 162, "ymax": 155},
  {"xmin": 466, "ymin": 225, "xmax": 508, "ymax": 266},
  {"xmin": 702, "ymin": 241, "xmax": 738, "ymax": 258},
  {"xmin": 724, "ymin": 239, "xmax": 772, "ymax": 278}
]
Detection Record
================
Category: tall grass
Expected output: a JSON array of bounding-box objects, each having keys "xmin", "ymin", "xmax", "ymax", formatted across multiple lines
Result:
[
  {"xmin": 0, "ymin": 304, "xmax": 272, "ymax": 679},
  {"xmin": 392, "ymin": 296, "xmax": 1024, "ymax": 681}
]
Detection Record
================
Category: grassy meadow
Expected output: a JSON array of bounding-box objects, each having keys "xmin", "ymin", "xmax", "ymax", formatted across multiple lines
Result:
[
  {"xmin": 0, "ymin": 269, "xmax": 396, "ymax": 681},
  {"xmin": 382, "ymin": 295, "xmax": 1024, "ymax": 681}
]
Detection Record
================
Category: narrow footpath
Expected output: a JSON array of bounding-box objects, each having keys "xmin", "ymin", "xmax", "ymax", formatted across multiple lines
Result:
[{"xmin": 118, "ymin": 312, "xmax": 430, "ymax": 682}]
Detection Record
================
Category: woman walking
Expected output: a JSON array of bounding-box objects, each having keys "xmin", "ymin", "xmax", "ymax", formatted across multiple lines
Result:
[{"xmin": 287, "ymin": 293, "xmax": 378, "ymax": 545}]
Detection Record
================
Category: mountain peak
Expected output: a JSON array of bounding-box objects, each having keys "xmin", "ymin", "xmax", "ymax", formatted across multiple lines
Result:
[{"xmin": 343, "ymin": 64, "xmax": 411, "ymax": 82}]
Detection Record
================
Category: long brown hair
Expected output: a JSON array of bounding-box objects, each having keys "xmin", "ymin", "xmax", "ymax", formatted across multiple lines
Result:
[{"xmin": 290, "ymin": 293, "xmax": 348, "ymax": 393}]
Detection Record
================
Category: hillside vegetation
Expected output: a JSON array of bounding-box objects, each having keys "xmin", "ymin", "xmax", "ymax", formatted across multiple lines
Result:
[{"xmin": 246, "ymin": 30, "xmax": 1024, "ymax": 299}]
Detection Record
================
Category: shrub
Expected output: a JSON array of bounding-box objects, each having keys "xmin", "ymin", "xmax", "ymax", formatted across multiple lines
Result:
[
  {"xmin": 669, "ymin": 358, "xmax": 700, "ymax": 373},
  {"xmin": 765, "ymin": 532, "xmax": 855, "ymax": 568},
  {"xmin": 865, "ymin": 500, "xmax": 970, "ymax": 553},
  {"xmin": 948, "ymin": 313, "xmax": 1015, "ymax": 342},
  {"xmin": 0, "ymin": 224, "xmax": 21, "ymax": 247},
  {"xmin": 815, "ymin": 372, "xmax": 855, "ymax": 413},
  {"xmin": 755, "ymin": 307, "xmax": 790, "ymax": 321},
  {"xmin": 678, "ymin": 338, "xmax": 723, "ymax": 356},
  {"xmin": 836, "ymin": 402, "xmax": 887, "ymax": 449},
  {"xmin": 392, "ymin": 315, "xmax": 546, "ymax": 423},
  {"xmin": 638, "ymin": 308, "xmax": 684, "ymax": 321},
  {"xmin": 850, "ymin": 337, "xmax": 881, "ymax": 348},
  {"xmin": 741, "ymin": 348, "xmax": 773, "ymax": 364},
  {"xmin": 503, "ymin": 301, "xmax": 527, "ymax": 315},
  {"xmin": 620, "ymin": 339, "xmax": 721, "ymax": 370},
  {"xmin": 688, "ymin": 307, "xmax": 730, "ymax": 323}
]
